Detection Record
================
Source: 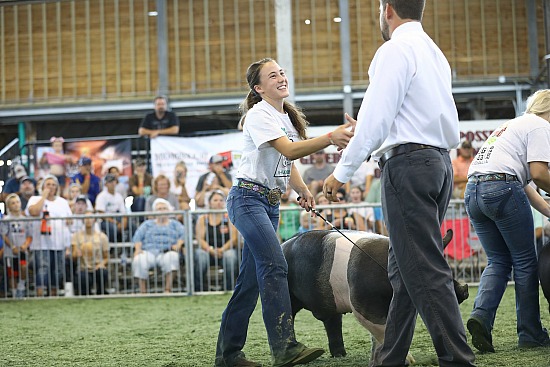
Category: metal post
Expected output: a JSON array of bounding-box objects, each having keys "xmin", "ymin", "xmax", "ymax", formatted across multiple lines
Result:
[
  {"xmin": 18, "ymin": 121, "xmax": 27, "ymax": 170},
  {"xmin": 184, "ymin": 210, "xmax": 194, "ymax": 295},
  {"xmin": 526, "ymin": 0, "xmax": 539, "ymax": 83},
  {"xmin": 544, "ymin": 0, "xmax": 550, "ymax": 87},
  {"xmin": 339, "ymin": 0, "xmax": 353, "ymax": 122},
  {"xmin": 275, "ymin": 0, "xmax": 295, "ymax": 103},
  {"xmin": 18, "ymin": 121, "xmax": 25, "ymax": 151},
  {"xmin": 156, "ymin": 0, "xmax": 168, "ymax": 96}
]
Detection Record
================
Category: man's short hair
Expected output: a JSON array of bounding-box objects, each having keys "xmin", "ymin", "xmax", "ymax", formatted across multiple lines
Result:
[
  {"xmin": 382, "ymin": 0, "xmax": 425, "ymax": 21},
  {"xmin": 154, "ymin": 95, "xmax": 168, "ymax": 104}
]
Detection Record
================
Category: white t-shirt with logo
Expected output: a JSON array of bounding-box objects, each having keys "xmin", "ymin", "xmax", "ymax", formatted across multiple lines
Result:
[
  {"xmin": 95, "ymin": 190, "xmax": 126, "ymax": 214},
  {"xmin": 0, "ymin": 214, "xmax": 32, "ymax": 258},
  {"xmin": 237, "ymin": 100, "xmax": 300, "ymax": 191},
  {"xmin": 468, "ymin": 113, "xmax": 550, "ymax": 186}
]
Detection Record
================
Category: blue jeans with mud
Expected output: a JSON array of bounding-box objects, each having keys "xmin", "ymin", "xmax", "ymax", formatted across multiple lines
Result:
[
  {"xmin": 464, "ymin": 179, "xmax": 549, "ymax": 346},
  {"xmin": 215, "ymin": 186, "xmax": 306, "ymax": 366}
]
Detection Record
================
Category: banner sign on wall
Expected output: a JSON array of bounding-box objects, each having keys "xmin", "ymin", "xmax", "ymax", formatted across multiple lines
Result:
[
  {"xmin": 150, "ymin": 135, "xmax": 243, "ymax": 199},
  {"xmin": 150, "ymin": 120, "xmax": 504, "ymax": 198}
]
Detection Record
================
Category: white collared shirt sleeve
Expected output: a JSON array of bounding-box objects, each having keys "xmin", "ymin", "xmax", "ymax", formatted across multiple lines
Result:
[{"xmin": 333, "ymin": 22, "xmax": 459, "ymax": 184}]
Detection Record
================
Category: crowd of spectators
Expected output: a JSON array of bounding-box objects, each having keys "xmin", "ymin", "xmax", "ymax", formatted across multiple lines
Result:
[
  {"xmin": 2, "ymin": 111, "xmax": 521, "ymax": 299},
  {"xmin": 0, "ymin": 138, "xmax": 247, "ymax": 297},
  {"xmin": 0, "ymin": 144, "xmax": 387, "ymax": 298}
]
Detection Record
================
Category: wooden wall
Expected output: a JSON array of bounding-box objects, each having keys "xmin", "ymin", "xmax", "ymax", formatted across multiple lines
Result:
[
  {"xmin": 1, "ymin": 0, "xmax": 158, "ymax": 104},
  {"xmin": 0, "ymin": 0, "xmax": 544, "ymax": 105}
]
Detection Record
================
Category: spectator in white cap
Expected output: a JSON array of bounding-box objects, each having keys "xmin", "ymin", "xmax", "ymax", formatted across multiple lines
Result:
[
  {"xmin": 131, "ymin": 198, "xmax": 187, "ymax": 293},
  {"xmin": 194, "ymin": 154, "xmax": 232, "ymax": 208},
  {"xmin": 0, "ymin": 164, "xmax": 28, "ymax": 201}
]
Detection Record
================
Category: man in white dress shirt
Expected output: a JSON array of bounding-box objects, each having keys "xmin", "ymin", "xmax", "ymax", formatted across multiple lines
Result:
[{"xmin": 323, "ymin": 1, "xmax": 476, "ymax": 366}]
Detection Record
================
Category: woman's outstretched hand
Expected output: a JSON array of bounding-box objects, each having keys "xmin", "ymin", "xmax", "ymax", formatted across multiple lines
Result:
[{"xmin": 331, "ymin": 116, "xmax": 355, "ymax": 150}]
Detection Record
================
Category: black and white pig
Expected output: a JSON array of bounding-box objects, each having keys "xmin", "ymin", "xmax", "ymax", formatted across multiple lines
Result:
[
  {"xmin": 538, "ymin": 241, "xmax": 550, "ymax": 313},
  {"xmin": 282, "ymin": 229, "xmax": 468, "ymax": 362}
]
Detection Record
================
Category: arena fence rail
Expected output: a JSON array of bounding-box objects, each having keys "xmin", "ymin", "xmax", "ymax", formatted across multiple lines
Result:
[{"xmin": 1, "ymin": 200, "xmax": 547, "ymax": 300}]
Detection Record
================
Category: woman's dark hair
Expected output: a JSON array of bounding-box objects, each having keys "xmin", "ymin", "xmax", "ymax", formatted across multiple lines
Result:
[
  {"xmin": 239, "ymin": 58, "xmax": 308, "ymax": 140},
  {"xmin": 208, "ymin": 190, "xmax": 225, "ymax": 203}
]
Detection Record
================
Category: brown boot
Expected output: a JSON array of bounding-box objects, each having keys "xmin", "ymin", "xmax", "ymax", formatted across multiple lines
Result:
[
  {"xmin": 275, "ymin": 347, "xmax": 324, "ymax": 367},
  {"xmin": 232, "ymin": 355, "xmax": 261, "ymax": 367},
  {"xmin": 215, "ymin": 352, "xmax": 261, "ymax": 367}
]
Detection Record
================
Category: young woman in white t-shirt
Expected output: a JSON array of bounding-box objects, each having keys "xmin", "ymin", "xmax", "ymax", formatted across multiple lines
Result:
[
  {"xmin": 214, "ymin": 58, "xmax": 354, "ymax": 367},
  {"xmin": 464, "ymin": 89, "xmax": 550, "ymax": 352}
]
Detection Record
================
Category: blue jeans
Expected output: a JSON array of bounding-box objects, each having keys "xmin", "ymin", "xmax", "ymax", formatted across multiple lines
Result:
[
  {"xmin": 215, "ymin": 186, "xmax": 306, "ymax": 366},
  {"xmin": 33, "ymin": 250, "xmax": 64, "ymax": 290},
  {"xmin": 464, "ymin": 179, "xmax": 549, "ymax": 346},
  {"xmin": 76, "ymin": 268, "xmax": 109, "ymax": 295},
  {"xmin": 101, "ymin": 220, "xmax": 123, "ymax": 243}
]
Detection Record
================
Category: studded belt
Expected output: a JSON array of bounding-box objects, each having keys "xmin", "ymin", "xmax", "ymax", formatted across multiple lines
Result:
[
  {"xmin": 237, "ymin": 179, "xmax": 282, "ymax": 206},
  {"xmin": 468, "ymin": 173, "xmax": 518, "ymax": 183}
]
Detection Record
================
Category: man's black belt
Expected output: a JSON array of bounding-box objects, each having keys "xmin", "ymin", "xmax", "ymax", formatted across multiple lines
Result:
[
  {"xmin": 468, "ymin": 173, "xmax": 518, "ymax": 183},
  {"xmin": 378, "ymin": 143, "xmax": 448, "ymax": 169}
]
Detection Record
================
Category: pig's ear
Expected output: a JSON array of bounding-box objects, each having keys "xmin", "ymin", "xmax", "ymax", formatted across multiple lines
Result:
[{"xmin": 442, "ymin": 229, "xmax": 453, "ymax": 248}]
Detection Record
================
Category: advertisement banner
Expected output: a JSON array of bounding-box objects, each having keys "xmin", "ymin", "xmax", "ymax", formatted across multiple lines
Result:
[{"xmin": 36, "ymin": 139, "xmax": 132, "ymax": 183}]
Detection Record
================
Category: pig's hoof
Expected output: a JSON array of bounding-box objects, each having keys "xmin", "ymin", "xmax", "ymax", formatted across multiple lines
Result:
[{"xmin": 330, "ymin": 350, "xmax": 346, "ymax": 358}]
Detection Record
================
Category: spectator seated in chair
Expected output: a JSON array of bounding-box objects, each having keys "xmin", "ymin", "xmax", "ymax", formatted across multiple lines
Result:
[
  {"xmin": 194, "ymin": 191, "xmax": 239, "ymax": 291},
  {"xmin": 71, "ymin": 210, "xmax": 110, "ymax": 295},
  {"xmin": 131, "ymin": 198, "xmax": 189, "ymax": 293}
]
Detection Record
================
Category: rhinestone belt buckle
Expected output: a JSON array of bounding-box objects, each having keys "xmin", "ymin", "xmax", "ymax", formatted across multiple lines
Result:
[{"xmin": 267, "ymin": 187, "xmax": 282, "ymax": 206}]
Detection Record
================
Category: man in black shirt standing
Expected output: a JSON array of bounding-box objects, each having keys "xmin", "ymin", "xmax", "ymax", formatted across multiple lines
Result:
[{"xmin": 138, "ymin": 96, "xmax": 180, "ymax": 138}]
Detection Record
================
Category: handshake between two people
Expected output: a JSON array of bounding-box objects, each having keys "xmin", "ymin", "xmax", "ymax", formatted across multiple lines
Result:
[
  {"xmin": 329, "ymin": 113, "xmax": 356, "ymax": 151},
  {"xmin": 296, "ymin": 113, "xmax": 358, "ymax": 213},
  {"xmin": 323, "ymin": 113, "xmax": 360, "ymax": 204}
]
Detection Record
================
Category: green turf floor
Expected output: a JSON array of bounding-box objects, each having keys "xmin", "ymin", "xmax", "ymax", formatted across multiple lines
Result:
[{"xmin": 1, "ymin": 285, "xmax": 549, "ymax": 366}]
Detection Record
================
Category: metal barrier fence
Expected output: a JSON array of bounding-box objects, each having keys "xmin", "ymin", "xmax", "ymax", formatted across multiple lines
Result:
[{"xmin": 1, "ymin": 200, "xmax": 548, "ymax": 300}]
